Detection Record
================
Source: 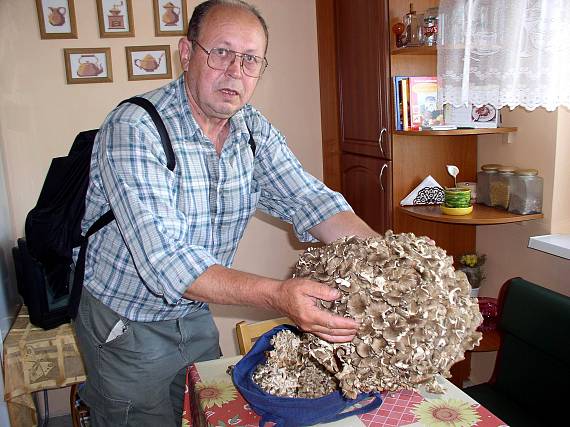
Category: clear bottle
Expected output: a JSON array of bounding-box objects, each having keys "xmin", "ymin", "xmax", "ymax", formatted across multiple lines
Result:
[
  {"xmin": 508, "ymin": 169, "xmax": 543, "ymax": 214},
  {"xmin": 489, "ymin": 166, "xmax": 516, "ymax": 209},
  {"xmin": 405, "ymin": 3, "xmax": 421, "ymax": 47},
  {"xmin": 423, "ymin": 7, "xmax": 439, "ymax": 46},
  {"xmin": 477, "ymin": 164, "xmax": 501, "ymax": 206}
]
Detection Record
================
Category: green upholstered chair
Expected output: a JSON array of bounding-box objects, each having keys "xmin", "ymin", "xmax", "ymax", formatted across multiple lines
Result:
[{"xmin": 463, "ymin": 277, "xmax": 570, "ymax": 426}]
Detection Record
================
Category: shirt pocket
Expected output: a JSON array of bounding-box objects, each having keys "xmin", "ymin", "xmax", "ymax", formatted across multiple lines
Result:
[{"xmin": 219, "ymin": 190, "xmax": 260, "ymax": 241}]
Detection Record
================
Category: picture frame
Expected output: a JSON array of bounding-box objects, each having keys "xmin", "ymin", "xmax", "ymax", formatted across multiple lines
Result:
[
  {"xmin": 153, "ymin": 0, "xmax": 188, "ymax": 36},
  {"xmin": 64, "ymin": 48, "xmax": 113, "ymax": 84},
  {"xmin": 35, "ymin": 0, "xmax": 78, "ymax": 39},
  {"xmin": 96, "ymin": 0, "xmax": 135, "ymax": 38},
  {"xmin": 126, "ymin": 45, "xmax": 172, "ymax": 81}
]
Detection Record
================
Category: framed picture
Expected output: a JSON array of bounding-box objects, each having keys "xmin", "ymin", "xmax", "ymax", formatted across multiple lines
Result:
[
  {"xmin": 64, "ymin": 48, "xmax": 113, "ymax": 84},
  {"xmin": 35, "ymin": 0, "xmax": 78, "ymax": 39},
  {"xmin": 126, "ymin": 45, "xmax": 172, "ymax": 81},
  {"xmin": 153, "ymin": 0, "xmax": 188, "ymax": 36},
  {"xmin": 96, "ymin": 0, "xmax": 134, "ymax": 38}
]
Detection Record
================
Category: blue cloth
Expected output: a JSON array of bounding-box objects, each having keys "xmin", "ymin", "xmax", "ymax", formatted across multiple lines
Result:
[
  {"xmin": 233, "ymin": 325, "xmax": 382, "ymax": 427},
  {"xmin": 81, "ymin": 75, "xmax": 352, "ymax": 321}
]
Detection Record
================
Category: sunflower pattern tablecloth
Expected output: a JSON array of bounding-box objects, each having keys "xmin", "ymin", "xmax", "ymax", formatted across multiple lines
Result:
[{"xmin": 182, "ymin": 356, "xmax": 507, "ymax": 427}]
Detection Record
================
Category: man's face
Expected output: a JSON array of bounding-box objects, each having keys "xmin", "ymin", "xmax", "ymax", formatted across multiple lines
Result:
[{"xmin": 180, "ymin": 6, "xmax": 266, "ymax": 121}]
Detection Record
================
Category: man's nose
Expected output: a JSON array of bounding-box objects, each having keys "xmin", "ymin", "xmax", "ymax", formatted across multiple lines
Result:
[{"xmin": 225, "ymin": 54, "xmax": 243, "ymax": 77}]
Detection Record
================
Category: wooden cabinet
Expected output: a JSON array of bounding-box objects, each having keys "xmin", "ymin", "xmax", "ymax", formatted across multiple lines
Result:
[
  {"xmin": 341, "ymin": 153, "xmax": 392, "ymax": 233},
  {"xmin": 335, "ymin": 0, "xmax": 392, "ymax": 160},
  {"xmin": 316, "ymin": 0, "xmax": 393, "ymax": 234}
]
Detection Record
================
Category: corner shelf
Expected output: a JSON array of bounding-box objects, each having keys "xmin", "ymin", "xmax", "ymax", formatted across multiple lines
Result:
[
  {"xmin": 394, "ymin": 127, "xmax": 517, "ymax": 136},
  {"xmin": 391, "ymin": 46, "xmax": 437, "ymax": 55},
  {"xmin": 399, "ymin": 204, "xmax": 543, "ymax": 225}
]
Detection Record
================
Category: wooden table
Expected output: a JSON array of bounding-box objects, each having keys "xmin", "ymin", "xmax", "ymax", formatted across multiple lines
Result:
[
  {"xmin": 2, "ymin": 307, "xmax": 85, "ymax": 427},
  {"xmin": 183, "ymin": 355, "xmax": 506, "ymax": 427}
]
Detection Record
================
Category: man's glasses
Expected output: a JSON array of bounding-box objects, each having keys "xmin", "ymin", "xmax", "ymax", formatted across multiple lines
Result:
[{"xmin": 191, "ymin": 40, "xmax": 268, "ymax": 78}]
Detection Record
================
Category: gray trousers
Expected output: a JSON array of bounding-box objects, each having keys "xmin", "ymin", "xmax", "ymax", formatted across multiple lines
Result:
[{"xmin": 73, "ymin": 289, "xmax": 221, "ymax": 426}]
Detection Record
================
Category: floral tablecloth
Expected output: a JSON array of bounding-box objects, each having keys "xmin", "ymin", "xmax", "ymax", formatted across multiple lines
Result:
[{"xmin": 182, "ymin": 356, "xmax": 507, "ymax": 427}]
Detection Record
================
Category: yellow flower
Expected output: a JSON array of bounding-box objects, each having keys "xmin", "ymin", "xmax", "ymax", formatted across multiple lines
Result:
[
  {"xmin": 196, "ymin": 381, "xmax": 238, "ymax": 409},
  {"xmin": 413, "ymin": 399, "xmax": 480, "ymax": 427}
]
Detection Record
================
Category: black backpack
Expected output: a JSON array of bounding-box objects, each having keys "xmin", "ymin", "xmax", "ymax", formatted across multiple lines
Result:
[{"xmin": 21, "ymin": 97, "xmax": 175, "ymax": 328}]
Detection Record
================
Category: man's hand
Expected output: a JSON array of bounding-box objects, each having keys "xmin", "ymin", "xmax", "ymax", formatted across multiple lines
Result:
[{"xmin": 270, "ymin": 277, "xmax": 359, "ymax": 343}]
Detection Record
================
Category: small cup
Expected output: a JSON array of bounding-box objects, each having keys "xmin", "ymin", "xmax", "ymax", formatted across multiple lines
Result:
[
  {"xmin": 457, "ymin": 182, "xmax": 477, "ymax": 200},
  {"xmin": 444, "ymin": 187, "xmax": 472, "ymax": 208}
]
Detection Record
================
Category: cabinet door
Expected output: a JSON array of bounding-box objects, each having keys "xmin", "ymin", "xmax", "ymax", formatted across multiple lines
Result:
[
  {"xmin": 341, "ymin": 153, "xmax": 392, "ymax": 233},
  {"xmin": 335, "ymin": 0, "xmax": 391, "ymax": 159}
]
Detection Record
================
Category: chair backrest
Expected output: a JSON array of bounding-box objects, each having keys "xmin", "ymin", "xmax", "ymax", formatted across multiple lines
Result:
[
  {"xmin": 236, "ymin": 317, "xmax": 293, "ymax": 355},
  {"xmin": 492, "ymin": 277, "xmax": 570, "ymax": 414}
]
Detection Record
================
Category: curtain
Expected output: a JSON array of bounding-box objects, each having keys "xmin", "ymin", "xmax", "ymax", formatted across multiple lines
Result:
[{"xmin": 437, "ymin": 0, "xmax": 570, "ymax": 111}]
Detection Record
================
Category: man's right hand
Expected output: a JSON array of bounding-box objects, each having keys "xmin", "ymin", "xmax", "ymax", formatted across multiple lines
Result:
[{"xmin": 271, "ymin": 277, "xmax": 359, "ymax": 343}]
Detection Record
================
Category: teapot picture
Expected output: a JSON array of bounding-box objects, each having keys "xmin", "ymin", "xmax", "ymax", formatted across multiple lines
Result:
[
  {"xmin": 48, "ymin": 7, "xmax": 67, "ymax": 27},
  {"xmin": 134, "ymin": 53, "xmax": 164, "ymax": 72},
  {"xmin": 161, "ymin": 2, "xmax": 180, "ymax": 26},
  {"xmin": 76, "ymin": 55, "xmax": 104, "ymax": 77}
]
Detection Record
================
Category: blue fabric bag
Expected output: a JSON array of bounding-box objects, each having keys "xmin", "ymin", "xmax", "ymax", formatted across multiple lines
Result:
[{"xmin": 232, "ymin": 324, "xmax": 382, "ymax": 427}]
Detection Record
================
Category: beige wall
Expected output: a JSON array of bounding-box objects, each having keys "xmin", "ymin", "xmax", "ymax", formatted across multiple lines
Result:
[
  {"xmin": 472, "ymin": 107, "xmax": 570, "ymax": 384},
  {"xmin": 0, "ymin": 0, "xmax": 321, "ymax": 416}
]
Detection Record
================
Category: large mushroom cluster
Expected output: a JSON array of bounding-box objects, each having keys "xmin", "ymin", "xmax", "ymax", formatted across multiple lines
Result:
[{"xmin": 254, "ymin": 231, "xmax": 483, "ymax": 398}]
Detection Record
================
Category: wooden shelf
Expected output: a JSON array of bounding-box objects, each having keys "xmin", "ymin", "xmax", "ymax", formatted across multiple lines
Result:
[
  {"xmin": 394, "ymin": 127, "xmax": 517, "ymax": 136},
  {"xmin": 473, "ymin": 329, "xmax": 501, "ymax": 352},
  {"xmin": 391, "ymin": 46, "xmax": 437, "ymax": 55},
  {"xmin": 399, "ymin": 204, "xmax": 544, "ymax": 225}
]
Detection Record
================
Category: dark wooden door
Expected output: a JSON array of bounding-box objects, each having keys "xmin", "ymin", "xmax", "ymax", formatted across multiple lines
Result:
[
  {"xmin": 341, "ymin": 153, "xmax": 392, "ymax": 233},
  {"xmin": 335, "ymin": 0, "xmax": 392, "ymax": 159}
]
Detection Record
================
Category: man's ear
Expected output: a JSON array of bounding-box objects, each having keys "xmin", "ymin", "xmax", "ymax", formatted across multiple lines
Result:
[{"xmin": 178, "ymin": 37, "xmax": 192, "ymax": 71}]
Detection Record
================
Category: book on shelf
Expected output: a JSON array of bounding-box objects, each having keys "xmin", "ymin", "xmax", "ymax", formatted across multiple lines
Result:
[
  {"xmin": 392, "ymin": 76, "xmax": 404, "ymax": 131},
  {"xmin": 408, "ymin": 76, "xmax": 444, "ymax": 129},
  {"xmin": 401, "ymin": 78, "xmax": 410, "ymax": 130}
]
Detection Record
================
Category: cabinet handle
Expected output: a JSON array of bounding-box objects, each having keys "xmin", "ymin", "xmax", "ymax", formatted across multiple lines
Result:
[
  {"xmin": 378, "ymin": 163, "xmax": 388, "ymax": 191},
  {"xmin": 378, "ymin": 128, "xmax": 387, "ymax": 157}
]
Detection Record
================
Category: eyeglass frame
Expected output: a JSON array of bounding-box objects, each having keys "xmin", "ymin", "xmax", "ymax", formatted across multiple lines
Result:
[{"xmin": 190, "ymin": 39, "xmax": 268, "ymax": 78}]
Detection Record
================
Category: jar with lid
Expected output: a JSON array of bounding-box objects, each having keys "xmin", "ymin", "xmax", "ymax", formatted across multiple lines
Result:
[
  {"xmin": 489, "ymin": 166, "xmax": 516, "ymax": 209},
  {"xmin": 508, "ymin": 169, "xmax": 543, "ymax": 214},
  {"xmin": 477, "ymin": 164, "xmax": 501, "ymax": 206},
  {"xmin": 423, "ymin": 7, "xmax": 438, "ymax": 46}
]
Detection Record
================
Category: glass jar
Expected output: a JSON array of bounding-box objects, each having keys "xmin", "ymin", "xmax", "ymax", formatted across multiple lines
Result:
[
  {"xmin": 423, "ymin": 7, "xmax": 439, "ymax": 46},
  {"xmin": 489, "ymin": 166, "xmax": 516, "ymax": 209},
  {"xmin": 508, "ymin": 168, "xmax": 543, "ymax": 214},
  {"xmin": 477, "ymin": 163, "xmax": 501, "ymax": 206},
  {"xmin": 404, "ymin": 3, "xmax": 421, "ymax": 46}
]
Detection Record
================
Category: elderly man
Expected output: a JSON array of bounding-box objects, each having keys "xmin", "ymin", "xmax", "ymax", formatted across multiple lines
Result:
[{"xmin": 74, "ymin": 1, "xmax": 377, "ymax": 425}]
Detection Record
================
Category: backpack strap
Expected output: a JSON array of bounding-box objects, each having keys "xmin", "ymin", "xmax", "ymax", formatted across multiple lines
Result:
[
  {"xmin": 120, "ymin": 97, "xmax": 176, "ymax": 170},
  {"xmin": 68, "ymin": 97, "xmax": 174, "ymax": 318},
  {"xmin": 247, "ymin": 126, "xmax": 256, "ymax": 156}
]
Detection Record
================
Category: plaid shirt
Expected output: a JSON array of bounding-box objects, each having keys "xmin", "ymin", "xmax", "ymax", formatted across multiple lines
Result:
[{"xmin": 81, "ymin": 75, "xmax": 351, "ymax": 321}]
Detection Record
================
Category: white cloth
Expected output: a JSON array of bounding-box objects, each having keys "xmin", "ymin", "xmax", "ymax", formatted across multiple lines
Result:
[{"xmin": 437, "ymin": 0, "xmax": 570, "ymax": 111}]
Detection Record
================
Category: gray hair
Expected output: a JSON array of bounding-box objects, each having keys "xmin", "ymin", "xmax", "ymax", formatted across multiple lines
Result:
[{"xmin": 187, "ymin": 0, "xmax": 269, "ymax": 54}]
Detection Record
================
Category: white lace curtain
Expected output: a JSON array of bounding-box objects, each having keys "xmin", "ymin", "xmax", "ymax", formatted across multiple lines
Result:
[{"xmin": 437, "ymin": 0, "xmax": 570, "ymax": 111}]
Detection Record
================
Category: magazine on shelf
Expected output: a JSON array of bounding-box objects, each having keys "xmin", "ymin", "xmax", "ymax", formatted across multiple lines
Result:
[{"xmin": 408, "ymin": 76, "xmax": 444, "ymax": 129}]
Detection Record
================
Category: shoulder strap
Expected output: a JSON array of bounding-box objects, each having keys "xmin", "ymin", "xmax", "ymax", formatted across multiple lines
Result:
[
  {"xmin": 119, "ymin": 96, "xmax": 176, "ymax": 171},
  {"xmin": 247, "ymin": 126, "xmax": 256, "ymax": 156},
  {"xmin": 68, "ymin": 97, "xmax": 173, "ymax": 318}
]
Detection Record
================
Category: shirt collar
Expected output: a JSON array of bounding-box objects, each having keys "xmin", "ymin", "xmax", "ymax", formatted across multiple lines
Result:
[{"xmin": 177, "ymin": 73, "xmax": 251, "ymax": 150}]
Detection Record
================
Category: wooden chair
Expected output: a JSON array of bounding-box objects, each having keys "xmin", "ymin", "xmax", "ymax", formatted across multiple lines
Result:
[{"xmin": 235, "ymin": 317, "xmax": 293, "ymax": 355}]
